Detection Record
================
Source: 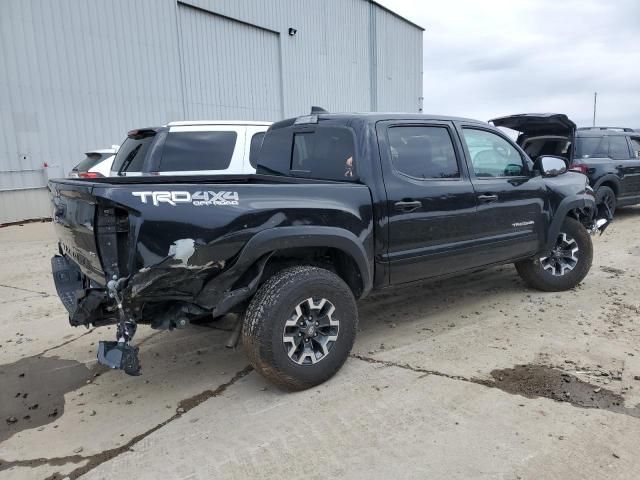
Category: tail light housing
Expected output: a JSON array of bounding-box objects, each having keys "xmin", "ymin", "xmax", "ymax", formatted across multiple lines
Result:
[
  {"xmin": 79, "ymin": 171, "xmax": 104, "ymax": 179},
  {"xmin": 95, "ymin": 205, "xmax": 130, "ymax": 278},
  {"xmin": 568, "ymin": 163, "xmax": 589, "ymax": 175}
]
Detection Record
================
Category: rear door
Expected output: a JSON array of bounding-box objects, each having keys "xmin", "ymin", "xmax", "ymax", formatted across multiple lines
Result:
[
  {"xmin": 490, "ymin": 113, "xmax": 576, "ymax": 139},
  {"xmin": 490, "ymin": 113, "xmax": 576, "ymax": 162},
  {"xmin": 458, "ymin": 124, "xmax": 547, "ymax": 264},
  {"xmin": 377, "ymin": 120, "xmax": 479, "ymax": 284}
]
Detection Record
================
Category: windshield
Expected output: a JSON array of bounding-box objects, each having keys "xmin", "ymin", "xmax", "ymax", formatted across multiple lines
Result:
[{"xmin": 111, "ymin": 134, "xmax": 155, "ymax": 174}]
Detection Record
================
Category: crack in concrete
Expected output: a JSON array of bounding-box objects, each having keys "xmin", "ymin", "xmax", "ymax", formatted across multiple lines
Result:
[
  {"xmin": 350, "ymin": 353, "xmax": 472, "ymax": 382},
  {"xmin": 0, "ymin": 365, "xmax": 253, "ymax": 479},
  {"xmin": 37, "ymin": 328, "xmax": 97, "ymax": 356},
  {"xmin": 351, "ymin": 354, "xmax": 640, "ymax": 420},
  {"xmin": 0, "ymin": 283, "xmax": 52, "ymax": 297}
]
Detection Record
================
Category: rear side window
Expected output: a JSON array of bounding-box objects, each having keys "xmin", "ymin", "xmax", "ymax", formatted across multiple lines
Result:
[
  {"xmin": 255, "ymin": 127, "xmax": 292, "ymax": 176},
  {"xmin": 159, "ymin": 131, "xmax": 237, "ymax": 172},
  {"xmin": 576, "ymin": 137, "xmax": 608, "ymax": 158},
  {"xmin": 576, "ymin": 136, "xmax": 630, "ymax": 160},
  {"xmin": 290, "ymin": 127, "xmax": 356, "ymax": 180},
  {"xmin": 608, "ymin": 136, "xmax": 630, "ymax": 160},
  {"xmin": 112, "ymin": 136, "xmax": 155, "ymax": 173},
  {"xmin": 630, "ymin": 138, "xmax": 640, "ymax": 158},
  {"xmin": 249, "ymin": 132, "xmax": 265, "ymax": 169},
  {"xmin": 387, "ymin": 126, "xmax": 459, "ymax": 179}
]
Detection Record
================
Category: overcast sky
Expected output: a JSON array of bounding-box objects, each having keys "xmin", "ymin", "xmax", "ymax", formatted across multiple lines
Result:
[{"xmin": 378, "ymin": 0, "xmax": 640, "ymax": 128}]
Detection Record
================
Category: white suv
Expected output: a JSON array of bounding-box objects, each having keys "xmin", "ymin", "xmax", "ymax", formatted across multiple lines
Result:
[
  {"xmin": 110, "ymin": 121, "xmax": 271, "ymax": 177},
  {"xmin": 69, "ymin": 146, "xmax": 119, "ymax": 178}
]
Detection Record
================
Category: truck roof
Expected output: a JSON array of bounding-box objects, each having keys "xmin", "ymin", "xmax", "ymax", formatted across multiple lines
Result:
[{"xmin": 274, "ymin": 112, "xmax": 487, "ymax": 129}]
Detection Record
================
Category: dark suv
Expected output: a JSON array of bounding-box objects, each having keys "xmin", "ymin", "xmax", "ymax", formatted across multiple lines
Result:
[{"xmin": 491, "ymin": 114, "xmax": 640, "ymax": 215}]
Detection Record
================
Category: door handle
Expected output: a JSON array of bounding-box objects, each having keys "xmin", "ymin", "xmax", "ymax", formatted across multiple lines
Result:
[
  {"xmin": 477, "ymin": 194, "xmax": 498, "ymax": 203},
  {"xmin": 394, "ymin": 200, "xmax": 422, "ymax": 212}
]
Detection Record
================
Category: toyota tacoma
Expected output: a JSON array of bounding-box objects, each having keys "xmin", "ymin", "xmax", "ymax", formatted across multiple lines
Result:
[{"xmin": 49, "ymin": 111, "xmax": 609, "ymax": 390}]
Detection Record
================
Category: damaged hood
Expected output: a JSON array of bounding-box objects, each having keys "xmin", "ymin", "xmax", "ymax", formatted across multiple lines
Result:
[{"xmin": 490, "ymin": 113, "xmax": 576, "ymax": 137}]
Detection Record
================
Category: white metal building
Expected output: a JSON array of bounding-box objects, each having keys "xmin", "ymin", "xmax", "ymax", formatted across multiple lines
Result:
[{"xmin": 0, "ymin": 0, "xmax": 423, "ymax": 224}]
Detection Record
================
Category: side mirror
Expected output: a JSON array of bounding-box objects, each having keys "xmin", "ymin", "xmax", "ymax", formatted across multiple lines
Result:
[{"xmin": 536, "ymin": 155, "xmax": 567, "ymax": 177}]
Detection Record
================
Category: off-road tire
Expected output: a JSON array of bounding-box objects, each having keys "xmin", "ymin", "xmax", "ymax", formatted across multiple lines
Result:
[
  {"xmin": 242, "ymin": 266, "xmax": 358, "ymax": 391},
  {"xmin": 515, "ymin": 217, "xmax": 593, "ymax": 292}
]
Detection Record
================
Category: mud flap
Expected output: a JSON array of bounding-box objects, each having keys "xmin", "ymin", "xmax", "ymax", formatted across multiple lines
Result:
[{"xmin": 97, "ymin": 341, "xmax": 141, "ymax": 376}]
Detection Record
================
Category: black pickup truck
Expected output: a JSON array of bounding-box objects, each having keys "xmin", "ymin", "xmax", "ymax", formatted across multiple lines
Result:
[{"xmin": 49, "ymin": 112, "xmax": 609, "ymax": 390}]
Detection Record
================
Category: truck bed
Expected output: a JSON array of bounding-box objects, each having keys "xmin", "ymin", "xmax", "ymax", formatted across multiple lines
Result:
[{"xmin": 49, "ymin": 174, "xmax": 375, "ymax": 325}]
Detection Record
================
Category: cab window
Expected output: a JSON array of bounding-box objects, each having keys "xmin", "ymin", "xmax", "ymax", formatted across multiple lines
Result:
[
  {"xmin": 290, "ymin": 127, "xmax": 356, "ymax": 180},
  {"xmin": 387, "ymin": 126, "xmax": 459, "ymax": 179},
  {"xmin": 462, "ymin": 128, "xmax": 525, "ymax": 178}
]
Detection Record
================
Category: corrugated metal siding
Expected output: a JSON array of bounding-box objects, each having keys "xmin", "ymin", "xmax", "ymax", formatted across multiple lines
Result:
[
  {"xmin": 0, "ymin": 0, "xmax": 422, "ymax": 223},
  {"xmin": 373, "ymin": 5, "xmax": 424, "ymax": 112},
  {"xmin": 178, "ymin": 3, "xmax": 282, "ymax": 120},
  {"xmin": 0, "ymin": 189, "xmax": 51, "ymax": 224},
  {"xmin": 0, "ymin": 0, "xmax": 184, "ymax": 223},
  {"xmin": 187, "ymin": 0, "xmax": 374, "ymax": 117}
]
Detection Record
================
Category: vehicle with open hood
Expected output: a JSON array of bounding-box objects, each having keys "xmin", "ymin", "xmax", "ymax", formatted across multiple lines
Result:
[{"xmin": 491, "ymin": 114, "xmax": 640, "ymax": 214}]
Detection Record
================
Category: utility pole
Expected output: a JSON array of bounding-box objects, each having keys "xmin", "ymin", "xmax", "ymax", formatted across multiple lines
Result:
[{"xmin": 592, "ymin": 92, "xmax": 597, "ymax": 127}]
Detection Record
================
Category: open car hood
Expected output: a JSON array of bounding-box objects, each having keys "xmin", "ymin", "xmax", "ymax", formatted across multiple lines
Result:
[{"xmin": 490, "ymin": 113, "xmax": 576, "ymax": 136}]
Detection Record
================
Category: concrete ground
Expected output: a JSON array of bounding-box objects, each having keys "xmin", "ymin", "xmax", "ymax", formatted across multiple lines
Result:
[{"xmin": 1, "ymin": 208, "xmax": 639, "ymax": 480}]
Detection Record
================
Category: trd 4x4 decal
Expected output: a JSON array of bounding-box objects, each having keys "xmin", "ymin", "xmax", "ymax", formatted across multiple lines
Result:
[{"xmin": 132, "ymin": 191, "xmax": 239, "ymax": 206}]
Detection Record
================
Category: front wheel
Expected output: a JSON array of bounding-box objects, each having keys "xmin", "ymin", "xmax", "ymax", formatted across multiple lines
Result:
[
  {"xmin": 515, "ymin": 217, "xmax": 593, "ymax": 292},
  {"xmin": 242, "ymin": 266, "xmax": 358, "ymax": 391}
]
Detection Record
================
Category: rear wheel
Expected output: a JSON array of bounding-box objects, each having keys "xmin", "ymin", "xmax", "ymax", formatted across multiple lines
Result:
[
  {"xmin": 515, "ymin": 217, "xmax": 593, "ymax": 291},
  {"xmin": 242, "ymin": 266, "xmax": 357, "ymax": 391}
]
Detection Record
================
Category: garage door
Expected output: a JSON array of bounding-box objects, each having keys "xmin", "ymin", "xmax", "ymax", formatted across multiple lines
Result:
[{"xmin": 178, "ymin": 4, "xmax": 283, "ymax": 121}]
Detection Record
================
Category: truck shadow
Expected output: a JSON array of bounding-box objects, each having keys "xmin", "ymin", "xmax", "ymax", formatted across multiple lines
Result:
[
  {"xmin": 357, "ymin": 265, "xmax": 526, "ymax": 342},
  {"xmin": 612, "ymin": 205, "xmax": 640, "ymax": 219}
]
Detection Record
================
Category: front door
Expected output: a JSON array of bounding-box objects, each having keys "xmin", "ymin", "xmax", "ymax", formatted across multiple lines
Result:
[
  {"xmin": 377, "ymin": 121, "xmax": 480, "ymax": 284},
  {"xmin": 620, "ymin": 136, "xmax": 640, "ymax": 200},
  {"xmin": 457, "ymin": 124, "xmax": 547, "ymax": 264}
]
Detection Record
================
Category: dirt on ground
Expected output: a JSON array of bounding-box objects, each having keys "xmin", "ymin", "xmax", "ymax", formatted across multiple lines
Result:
[{"xmin": 0, "ymin": 208, "xmax": 639, "ymax": 480}]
